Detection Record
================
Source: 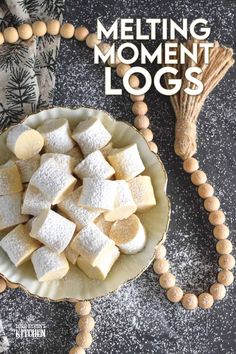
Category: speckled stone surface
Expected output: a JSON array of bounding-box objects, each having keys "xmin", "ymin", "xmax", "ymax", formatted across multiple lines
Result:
[{"xmin": 1, "ymin": 0, "xmax": 236, "ymax": 353}]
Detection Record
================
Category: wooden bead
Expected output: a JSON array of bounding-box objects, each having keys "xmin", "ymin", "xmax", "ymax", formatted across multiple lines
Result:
[
  {"xmin": 217, "ymin": 270, "xmax": 234, "ymax": 286},
  {"xmin": 166, "ymin": 286, "xmax": 183, "ymax": 303},
  {"xmin": 181, "ymin": 293, "xmax": 198, "ymax": 310},
  {"xmin": 98, "ymin": 42, "xmax": 111, "ymax": 53},
  {"xmin": 74, "ymin": 27, "xmax": 89, "ymax": 41},
  {"xmin": 155, "ymin": 244, "xmax": 166, "ymax": 259},
  {"xmin": 198, "ymin": 292, "xmax": 214, "ymax": 309},
  {"xmin": 116, "ymin": 63, "xmax": 131, "ymax": 78},
  {"xmin": 69, "ymin": 347, "xmax": 85, "ymax": 354},
  {"xmin": 183, "ymin": 157, "xmax": 199, "ymax": 173},
  {"xmin": 216, "ymin": 239, "xmax": 232, "ymax": 255},
  {"xmin": 204, "ymin": 196, "xmax": 220, "ymax": 212},
  {"xmin": 198, "ymin": 183, "xmax": 214, "ymax": 199},
  {"xmin": 191, "ymin": 170, "xmax": 207, "ymax": 186},
  {"xmin": 0, "ymin": 32, "xmax": 4, "ymax": 45},
  {"xmin": 130, "ymin": 94, "xmax": 145, "ymax": 102},
  {"xmin": 129, "ymin": 75, "xmax": 140, "ymax": 88},
  {"xmin": 47, "ymin": 19, "xmax": 61, "ymax": 35},
  {"xmin": 3, "ymin": 27, "xmax": 19, "ymax": 43},
  {"xmin": 0, "ymin": 278, "xmax": 6, "ymax": 293},
  {"xmin": 153, "ymin": 259, "xmax": 169, "ymax": 275},
  {"xmin": 132, "ymin": 102, "xmax": 148, "ymax": 116},
  {"xmin": 86, "ymin": 33, "xmax": 101, "ymax": 49},
  {"xmin": 213, "ymin": 224, "xmax": 229, "ymax": 240},
  {"xmin": 75, "ymin": 301, "xmax": 91, "ymax": 316},
  {"xmin": 218, "ymin": 254, "xmax": 235, "ymax": 270},
  {"xmin": 148, "ymin": 141, "xmax": 158, "ymax": 154},
  {"xmin": 209, "ymin": 283, "xmax": 226, "ymax": 300},
  {"xmin": 32, "ymin": 21, "xmax": 47, "ymax": 37},
  {"xmin": 76, "ymin": 332, "xmax": 92, "ymax": 349},
  {"xmin": 159, "ymin": 272, "xmax": 175, "ymax": 289},
  {"xmin": 209, "ymin": 210, "xmax": 225, "ymax": 226},
  {"xmin": 134, "ymin": 115, "xmax": 150, "ymax": 129},
  {"xmin": 60, "ymin": 23, "xmax": 75, "ymax": 39},
  {"xmin": 107, "ymin": 53, "xmax": 121, "ymax": 68},
  {"xmin": 140, "ymin": 128, "xmax": 153, "ymax": 142},
  {"xmin": 78, "ymin": 315, "xmax": 95, "ymax": 332},
  {"xmin": 18, "ymin": 23, "xmax": 33, "ymax": 40}
]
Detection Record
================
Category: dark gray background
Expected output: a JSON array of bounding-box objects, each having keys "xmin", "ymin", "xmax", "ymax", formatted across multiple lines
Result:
[{"xmin": 1, "ymin": 0, "xmax": 236, "ymax": 353}]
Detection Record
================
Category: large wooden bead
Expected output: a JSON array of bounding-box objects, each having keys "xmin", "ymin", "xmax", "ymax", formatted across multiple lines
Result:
[
  {"xmin": 183, "ymin": 157, "xmax": 199, "ymax": 173},
  {"xmin": 198, "ymin": 292, "xmax": 214, "ymax": 309},
  {"xmin": 134, "ymin": 115, "xmax": 150, "ymax": 129},
  {"xmin": 218, "ymin": 254, "xmax": 235, "ymax": 270},
  {"xmin": 0, "ymin": 278, "xmax": 6, "ymax": 293},
  {"xmin": 209, "ymin": 283, "xmax": 226, "ymax": 300},
  {"xmin": 216, "ymin": 239, "xmax": 233, "ymax": 255},
  {"xmin": 140, "ymin": 128, "xmax": 153, "ymax": 142},
  {"xmin": 213, "ymin": 224, "xmax": 229, "ymax": 240},
  {"xmin": 204, "ymin": 196, "xmax": 220, "ymax": 212},
  {"xmin": 4, "ymin": 27, "xmax": 19, "ymax": 43},
  {"xmin": 0, "ymin": 32, "xmax": 4, "ymax": 45},
  {"xmin": 198, "ymin": 183, "xmax": 214, "ymax": 199},
  {"xmin": 148, "ymin": 141, "xmax": 158, "ymax": 154},
  {"xmin": 75, "ymin": 301, "xmax": 91, "ymax": 316},
  {"xmin": 69, "ymin": 347, "xmax": 85, "ymax": 354},
  {"xmin": 181, "ymin": 293, "xmax": 198, "ymax": 310},
  {"xmin": 130, "ymin": 94, "xmax": 145, "ymax": 102},
  {"xmin": 132, "ymin": 102, "xmax": 148, "ymax": 116},
  {"xmin": 76, "ymin": 332, "xmax": 92, "ymax": 349},
  {"xmin": 191, "ymin": 170, "xmax": 207, "ymax": 186},
  {"xmin": 74, "ymin": 26, "xmax": 89, "ymax": 41},
  {"xmin": 18, "ymin": 24, "xmax": 33, "ymax": 40},
  {"xmin": 209, "ymin": 210, "xmax": 225, "ymax": 226},
  {"xmin": 166, "ymin": 286, "xmax": 183, "ymax": 303},
  {"xmin": 129, "ymin": 75, "xmax": 140, "ymax": 88},
  {"xmin": 98, "ymin": 42, "xmax": 111, "ymax": 55},
  {"xmin": 47, "ymin": 19, "xmax": 61, "ymax": 35},
  {"xmin": 60, "ymin": 23, "xmax": 74, "ymax": 39},
  {"xmin": 86, "ymin": 33, "xmax": 101, "ymax": 48},
  {"xmin": 159, "ymin": 272, "xmax": 175, "ymax": 289},
  {"xmin": 153, "ymin": 259, "xmax": 169, "ymax": 275},
  {"xmin": 32, "ymin": 21, "xmax": 47, "ymax": 36},
  {"xmin": 155, "ymin": 244, "xmax": 166, "ymax": 259},
  {"xmin": 217, "ymin": 270, "xmax": 234, "ymax": 286},
  {"xmin": 78, "ymin": 315, "xmax": 95, "ymax": 332},
  {"xmin": 107, "ymin": 52, "xmax": 121, "ymax": 68},
  {"xmin": 116, "ymin": 63, "xmax": 131, "ymax": 78}
]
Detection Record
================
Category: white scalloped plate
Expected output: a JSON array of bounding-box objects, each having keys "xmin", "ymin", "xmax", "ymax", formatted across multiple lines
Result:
[{"xmin": 0, "ymin": 107, "xmax": 170, "ymax": 301}]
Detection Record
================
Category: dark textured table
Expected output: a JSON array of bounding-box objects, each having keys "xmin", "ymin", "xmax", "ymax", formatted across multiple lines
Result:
[{"xmin": 1, "ymin": 0, "xmax": 236, "ymax": 353}]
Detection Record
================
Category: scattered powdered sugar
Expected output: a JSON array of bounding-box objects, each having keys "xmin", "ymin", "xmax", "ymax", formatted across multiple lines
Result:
[
  {"xmin": 72, "ymin": 117, "xmax": 112, "ymax": 156},
  {"xmin": 74, "ymin": 150, "xmax": 115, "ymax": 179}
]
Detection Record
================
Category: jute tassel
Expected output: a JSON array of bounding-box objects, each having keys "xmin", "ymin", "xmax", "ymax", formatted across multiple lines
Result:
[{"xmin": 164, "ymin": 39, "xmax": 234, "ymax": 160}]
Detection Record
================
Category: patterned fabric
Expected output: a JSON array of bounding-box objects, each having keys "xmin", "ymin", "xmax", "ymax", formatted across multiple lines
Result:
[
  {"xmin": 0, "ymin": 0, "xmax": 64, "ymax": 131},
  {"xmin": 0, "ymin": 0, "xmax": 64, "ymax": 348}
]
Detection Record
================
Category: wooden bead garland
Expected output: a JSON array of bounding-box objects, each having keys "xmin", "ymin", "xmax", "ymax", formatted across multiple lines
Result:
[
  {"xmin": 32, "ymin": 21, "xmax": 47, "ymax": 37},
  {"xmin": 3, "ymin": 27, "xmax": 19, "ymax": 43},
  {"xmin": 60, "ymin": 23, "xmax": 75, "ymax": 39},
  {"xmin": 47, "ymin": 19, "xmax": 61, "ymax": 35},
  {"xmin": 74, "ymin": 27, "xmax": 89, "ymax": 41},
  {"xmin": 18, "ymin": 24, "xmax": 33, "ymax": 40}
]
